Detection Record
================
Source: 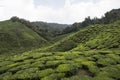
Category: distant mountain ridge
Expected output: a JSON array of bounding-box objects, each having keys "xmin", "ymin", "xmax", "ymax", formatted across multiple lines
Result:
[
  {"xmin": 62, "ymin": 8, "xmax": 120, "ymax": 34},
  {"xmin": 1, "ymin": 8, "xmax": 120, "ymax": 54},
  {"xmin": 44, "ymin": 20, "xmax": 120, "ymax": 52},
  {"xmin": 32, "ymin": 21, "xmax": 69, "ymax": 39}
]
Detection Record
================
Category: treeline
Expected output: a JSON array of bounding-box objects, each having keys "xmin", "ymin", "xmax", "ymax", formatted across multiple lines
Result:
[
  {"xmin": 10, "ymin": 17, "xmax": 67, "ymax": 40},
  {"xmin": 63, "ymin": 8, "xmax": 120, "ymax": 34}
]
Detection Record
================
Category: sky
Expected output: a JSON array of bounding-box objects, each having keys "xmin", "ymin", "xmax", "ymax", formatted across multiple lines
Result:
[{"xmin": 0, "ymin": 0, "xmax": 120, "ymax": 24}]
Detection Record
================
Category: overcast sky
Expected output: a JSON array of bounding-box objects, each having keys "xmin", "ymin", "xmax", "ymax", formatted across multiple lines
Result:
[{"xmin": 0, "ymin": 0, "xmax": 120, "ymax": 24}]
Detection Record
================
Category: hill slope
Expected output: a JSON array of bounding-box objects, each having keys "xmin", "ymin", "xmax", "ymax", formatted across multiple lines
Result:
[
  {"xmin": 44, "ymin": 20, "xmax": 120, "ymax": 52},
  {"xmin": 62, "ymin": 8, "xmax": 120, "ymax": 34},
  {"xmin": 32, "ymin": 22, "xmax": 68, "ymax": 40},
  {"xmin": 0, "ymin": 44, "xmax": 120, "ymax": 80},
  {"xmin": 0, "ymin": 20, "xmax": 120, "ymax": 80},
  {"xmin": 0, "ymin": 20, "xmax": 48, "ymax": 54}
]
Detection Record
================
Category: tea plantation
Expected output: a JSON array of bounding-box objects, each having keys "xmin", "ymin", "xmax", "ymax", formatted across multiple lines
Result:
[
  {"xmin": 1, "ymin": 9, "xmax": 120, "ymax": 80},
  {"xmin": 0, "ymin": 50, "xmax": 120, "ymax": 80}
]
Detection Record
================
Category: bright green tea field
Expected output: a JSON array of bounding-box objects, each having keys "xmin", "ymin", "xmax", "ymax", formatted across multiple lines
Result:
[
  {"xmin": 0, "ymin": 50, "xmax": 120, "ymax": 80},
  {"xmin": 1, "ymin": 9, "xmax": 120, "ymax": 80}
]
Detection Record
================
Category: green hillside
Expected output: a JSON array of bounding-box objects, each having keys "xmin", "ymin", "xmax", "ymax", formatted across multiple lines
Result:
[
  {"xmin": 62, "ymin": 8, "xmax": 120, "ymax": 34},
  {"xmin": 0, "ymin": 20, "xmax": 48, "ymax": 54},
  {"xmin": 0, "ymin": 9, "xmax": 120, "ymax": 80},
  {"xmin": 32, "ymin": 22, "xmax": 68, "ymax": 41},
  {"xmin": 0, "ymin": 20, "xmax": 120, "ymax": 80},
  {"xmin": 0, "ymin": 47, "xmax": 120, "ymax": 80},
  {"xmin": 44, "ymin": 21, "xmax": 120, "ymax": 52},
  {"xmin": 0, "ymin": 21, "xmax": 120, "ymax": 80},
  {"xmin": 74, "ymin": 21, "xmax": 120, "ymax": 51}
]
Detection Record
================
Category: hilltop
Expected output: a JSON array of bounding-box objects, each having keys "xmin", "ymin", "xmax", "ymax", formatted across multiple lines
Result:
[
  {"xmin": 0, "ymin": 20, "xmax": 48, "ymax": 54},
  {"xmin": 42, "ymin": 20, "xmax": 120, "ymax": 52},
  {"xmin": 0, "ymin": 8, "xmax": 120, "ymax": 80}
]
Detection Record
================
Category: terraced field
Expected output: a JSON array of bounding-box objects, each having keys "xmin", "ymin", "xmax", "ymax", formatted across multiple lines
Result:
[{"xmin": 0, "ymin": 50, "xmax": 120, "ymax": 80}]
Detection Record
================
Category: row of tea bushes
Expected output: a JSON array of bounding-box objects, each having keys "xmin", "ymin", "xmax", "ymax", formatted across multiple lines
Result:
[{"xmin": 0, "ymin": 50, "xmax": 120, "ymax": 80}]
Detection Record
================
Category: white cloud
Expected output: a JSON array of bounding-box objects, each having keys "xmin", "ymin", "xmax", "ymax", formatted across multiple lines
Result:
[{"xmin": 0, "ymin": 0, "xmax": 120, "ymax": 24}]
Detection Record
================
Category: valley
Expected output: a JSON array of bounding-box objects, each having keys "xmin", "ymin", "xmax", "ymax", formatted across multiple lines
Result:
[{"xmin": 0, "ymin": 9, "xmax": 120, "ymax": 80}]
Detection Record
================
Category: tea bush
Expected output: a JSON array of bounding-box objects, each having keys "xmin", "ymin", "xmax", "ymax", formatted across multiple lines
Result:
[
  {"xmin": 0, "ymin": 50, "xmax": 120, "ymax": 80},
  {"xmin": 37, "ymin": 68, "xmax": 54, "ymax": 78},
  {"xmin": 56, "ymin": 64, "xmax": 73, "ymax": 73},
  {"xmin": 42, "ymin": 73, "xmax": 65, "ymax": 80}
]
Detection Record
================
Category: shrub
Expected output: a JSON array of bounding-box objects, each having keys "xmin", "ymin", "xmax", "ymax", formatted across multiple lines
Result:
[
  {"xmin": 41, "ymin": 73, "xmax": 65, "ymax": 80},
  {"xmin": 101, "ymin": 65, "xmax": 120, "ymax": 79},
  {"xmin": 98, "ymin": 50, "xmax": 112, "ymax": 55},
  {"xmin": 88, "ymin": 66, "xmax": 99, "ymax": 74},
  {"xmin": 0, "ymin": 72, "xmax": 12, "ymax": 80},
  {"xmin": 0, "ymin": 66, "xmax": 10, "ymax": 74},
  {"xmin": 81, "ymin": 61, "xmax": 99, "ymax": 74},
  {"xmin": 12, "ymin": 55, "xmax": 29, "ymax": 62},
  {"xmin": 39, "ymin": 56, "xmax": 55, "ymax": 61},
  {"xmin": 54, "ymin": 56, "xmax": 65, "ymax": 60},
  {"xmin": 18, "ymin": 63, "xmax": 31, "ymax": 70},
  {"xmin": 12, "ymin": 68, "xmax": 39, "ymax": 79},
  {"xmin": 62, "ymin": 75, "xmax": 93, "ymax": 80},
  {"xmin": 81, "ymin": 51, "xmax": 95, "ymax": 57},
  {"xmin": 73, "ymin": 58, "xmax": 86, "ymax": 63},
  {"xmin": 32, "ymin": 52, "xmax": 53, "ymax": 59},
  {"xmin": 12, "ymin": 72, "xmax": 34, "ymax": 80},
  {"xmin": 23, "ymin": 59, "xmax": 35, "ymax": 64},
  {"xmin": 7, "ymin": 63, "xmax": 19, "ymax": 68},
  {"xmin": 45, "ymin": 61, "xmax": 62, "ymax": 68},
  {"xmin": 8, "ymin": 66, "xmax": 21, "ymax": 73},
  {"xmin": 56, "ymin": 64, "xmax": 73, "ymax": 73},
  {"xmin": 37, "ymin": 68, "xmax": 54, "ymax": 78},
  {"xmin": 93, "ymin": 76, "xmax": 114, "ymax": 80},
  {"xmin": 0, "ymin": 61, "xmax": 14, "ymax": 67},
  {"xmin": 32, "ymin": 53, "xmax": 44, "ymax": 59},
  {"xmin": 64, "ymin": 53, "xmax": 79, "ymax": 60},
  {"xmin": 97, "ymin": 58, "xmax": 116, "ymax": 66},
  {"xmin": 106, "ymin": 54, "xmax": 120, "ymax": 63},
  {"xmin": 30, "ymin": 61, "xmax": 44, "ymax": 68}
]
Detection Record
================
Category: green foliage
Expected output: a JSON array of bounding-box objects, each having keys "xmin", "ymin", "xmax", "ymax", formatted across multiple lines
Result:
[
  {"xmin": 37, "ymin": 68, "xmax": 54, "ymax": 78},
  {"xmin": 1, "ymin": 11, "xmax": 120, "ymax": 80},
  {"xmin": 64, "ymin": 52, "xmax": 79, "ymax": 60},
  {"xmin": 62, "ymin": 76, "xmax": 93, "ymax": 80},
  {"xmin": 0, "ymin": 50, "xmax": 120, "ymax": 80},
  {"xmin": 56, "ymin": 64, "xmax": 73, "ymax": 73},
  {"xmin": 45, "ymin": 20, "xmax": 120, "ymax": 52},
  {"xmin": 97, "ymin": 58, "xmax": 117, "ymax": 66},
  {"xmin": 62, "ymin": 8, "xmax": 120, "ymax": 34},
  {"xmin": 0, "ymin": 20, "xmax": 48, "ymax": 54},
  {"xmin": 45, "ymin": 61, "xmax": 62, "ymax": 68},
  {"xmin": 41, "ymin": 73, "xmax": 65, "ymax": 80},
  {"xmin": 32, "ymin": 21, "xmax": 68, "ymax": 40}
]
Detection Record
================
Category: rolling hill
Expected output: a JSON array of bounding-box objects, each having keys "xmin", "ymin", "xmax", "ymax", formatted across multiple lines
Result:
[
  {"xmin": 0, "ymin": 8, "xmax": 120, "ymax": 80},
  {"xmin": 0, "ymin": 20, "xmax": 48, "ymax": 54},
  {"xmin": 62, "ymin": 8, "xmax": 120, "ymax": 34},
  {"xmin": 0, "ymin": 20, "xmax": 120, "ymax": 80},
  {"xmin": 32, "ymin": 21, "xmax": 68, "ymax": 40},
  {"xmin": 44, "ymin": 20, "xmax": 120, "ymax": 52}
]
